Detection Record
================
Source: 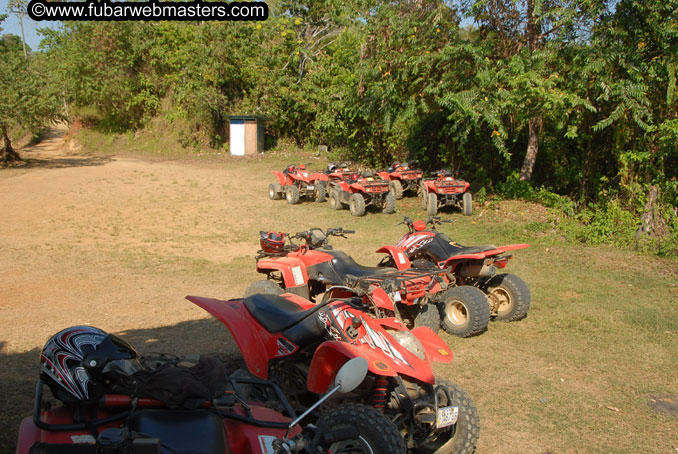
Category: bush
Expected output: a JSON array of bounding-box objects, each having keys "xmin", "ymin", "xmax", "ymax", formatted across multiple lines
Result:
[{"xmin": 496, "ymin": 173, "xmax": 575, "ymax": 215}]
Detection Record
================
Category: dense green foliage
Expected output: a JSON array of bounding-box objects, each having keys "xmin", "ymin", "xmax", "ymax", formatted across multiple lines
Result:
[
  {"xmin": 2, "ymin": 0, "xmax": 676, "ymax": 252},
  {"xmin": 0, "ymin": 15, "xmax": 60, "ymax": 162}
]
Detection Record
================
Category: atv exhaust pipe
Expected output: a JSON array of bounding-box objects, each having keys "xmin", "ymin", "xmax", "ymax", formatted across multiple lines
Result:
[{"xmin": 459, "ymin": 261, "xmax": 496, "ymax": 278}]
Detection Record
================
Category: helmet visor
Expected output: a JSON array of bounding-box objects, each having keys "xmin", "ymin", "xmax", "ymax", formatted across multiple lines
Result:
[{"xmin": 102, "ymin": 358, "xmax": 143, "ymax": 376}]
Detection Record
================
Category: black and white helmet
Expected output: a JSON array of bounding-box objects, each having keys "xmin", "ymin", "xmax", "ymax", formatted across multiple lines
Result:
[{"xmin": 40, "ymin": 326, "xmax": 142, "ymax": 403}]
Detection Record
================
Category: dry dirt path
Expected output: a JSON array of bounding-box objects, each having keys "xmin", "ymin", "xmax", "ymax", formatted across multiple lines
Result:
[{"xmin": 0, "ymin": 127, "xmax": 281, "ymax": 448}]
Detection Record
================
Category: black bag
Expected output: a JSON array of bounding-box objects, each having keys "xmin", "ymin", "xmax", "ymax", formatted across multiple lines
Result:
[{"xmin": 133, "ymin": 354, "xmax": 226, "ymax": 409}]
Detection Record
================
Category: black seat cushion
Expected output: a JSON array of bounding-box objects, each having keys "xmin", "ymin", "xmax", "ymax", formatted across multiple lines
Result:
[
  {"xmin": 329, "ymin": 251, "xmax": 395, "ymax": 279},
  {"xmin": 244, "ymin": 293, "xmax": 319, "ymax": 333},
  {"xmin": 444, "ymin": 244, "xmax": 497, "ymax": 257},
  {"xmin": 127, "ymin": 409, "xmax": 225, "ymax": 454}
]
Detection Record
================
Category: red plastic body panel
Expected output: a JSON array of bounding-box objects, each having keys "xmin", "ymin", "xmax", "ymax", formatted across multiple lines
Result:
[
  {"xmin": 224, "ymin": 405, "xmax": 300, "ymax": 454},
  {"xmin": 410, "ymin": 326, "xmax": 453, "ymax": 364},
  {"xmin": 270, "ymin": 171, "xmax": 287, "ymax": 186},
  {"xmin": 376, "ymin": 245, "xmax": 411, "ymax": 270},
  {"xmin": 441, "ymin": 244, "xmax": 530, "ymax": 268},
  {"xmin": 368, "ymin": 287, "xmax": 396, "ymax": 311},
  {"xmin": 307, "ymin": 302, "xmax": 439, "ymax": 393},
  {"xmin": 395, "ymin": 231, "xmax": 435, "ymax": 254},
  {"xmin": 423, "ymin": 178, "xmax": 469, "ymax": 194},
  {"xmin": 185, "ymin": 296, "xmax": 300, "ymax": 378},
  {"xmin": 256, "ymin": 256, "xmax": 311, "ymax": 288}
]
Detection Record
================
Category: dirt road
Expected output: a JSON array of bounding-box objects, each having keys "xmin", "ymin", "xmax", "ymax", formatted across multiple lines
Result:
[{"xmin": 0, "ymin": 127, "xmax": 279, "ymax": 449}]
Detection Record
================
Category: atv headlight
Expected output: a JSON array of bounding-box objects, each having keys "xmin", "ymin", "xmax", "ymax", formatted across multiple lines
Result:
[{"xmin": 389, "ymin": 331, "xmax": 426, "ymax": 361}]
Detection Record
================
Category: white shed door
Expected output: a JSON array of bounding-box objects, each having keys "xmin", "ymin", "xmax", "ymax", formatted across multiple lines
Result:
[{"xmin": 230, "ymin": 120, "xmax": 245, "ymax": 156}]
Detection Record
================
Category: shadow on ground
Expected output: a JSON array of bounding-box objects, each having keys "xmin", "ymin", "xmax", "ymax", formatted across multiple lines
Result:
[
  {"xmin": 0, "ymin": 318, "xmax": 239, "ymax": 454},
  {"xmin": 20, "ymin": 155, "xmax": 113, "ymax": 169}
]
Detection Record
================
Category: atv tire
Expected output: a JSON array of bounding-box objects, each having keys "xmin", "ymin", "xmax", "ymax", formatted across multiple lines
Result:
[
  {"xmin": 427, "ymin": 192, "xmax": 438, "ymax": 216},
  {"xmin": 268, "ymin": 183, "xmax": 282, "ymax": 200},
  {"xmin": 390, "ymin": 180, "xmax": 404, "ymax": 200},
  {"xmin": 419, "ymin": 183, "xmax": 429, "ymax": 209},
  {"xmin": 483, "ymin": 273, "xmax": 531, "ymax": 321},
  {"xmin": 317, "ymin": 403, "xmax": 406, "ymax": 454},
  {"xmin": 462, "ymin": 192, "xmax": 472, "ymax": 216},
  {"xmin": 350, "ymin": 193, "xmax": 366, "ymax": 216},
  {"xmin": 315, "ymin": 182, "xmax": 327, "ymax": 203},
  {"xmin": 416, "ymin": 380, "xmax": 479, "ymax": 454},
  {"xmin": 383, "ymin": 191, "xmax": 396, "ymax": 214},
  {"xmin": 243, "ymin": 279, "xmax": 284, "ymax": 298},
  {"xmin": 413, "ymin": 304, "xmax": 441, "ymax": 333},
  {"xmin": 286, "ymin": 185, "xmax": 301, "ymax": 204},
  {"xmin": 439, "ymin": 286, "xmax": 490, "ymax": 337},
  {"xmin": 329, "ymin": 189, "xmax": 342, "ymax": 210}
]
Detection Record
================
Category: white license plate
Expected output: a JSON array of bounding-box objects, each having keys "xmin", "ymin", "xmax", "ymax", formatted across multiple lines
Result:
[
  {"xmin": 307, "ymin": 185, "xmax": 314, "ymax": 190},
  {"xmin": 436, "ymin": 406, "xmax": 458, "ymax": 428}
]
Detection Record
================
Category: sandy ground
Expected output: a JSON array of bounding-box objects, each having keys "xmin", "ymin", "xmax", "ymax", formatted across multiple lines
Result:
[{"xmin": 1, "ymin": 126, "xmax": 271, "ymax": 450}]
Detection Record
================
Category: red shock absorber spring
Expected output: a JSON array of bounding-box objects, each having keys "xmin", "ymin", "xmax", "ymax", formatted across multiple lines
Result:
[{"xmin": 372, "ymin": 377, "xmax": 388, "ymax": 409}]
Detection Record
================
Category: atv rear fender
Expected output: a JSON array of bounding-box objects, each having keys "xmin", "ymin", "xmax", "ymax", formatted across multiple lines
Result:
[
  {"xmin": 270, "ymin": 171, "xmax": 288, "ymax": 186},
  {"xmin": 376, "ymin": 245, "xmax": 411, "ymax": 270},
  {"xmin": 257, "ymin": 257, "xmax": 310, "ymax": 289},
  {"xmin": 185, "ymin": 296, "xmax": 271, "ymax": 378},
  {"xmin": 421, "ymin": 180, "xmax": 437, "ymax": 193},
  {"xmin": 310, "ymin": 172, "xmax": 329, "ymax": 183},
  {"xmin": 441, "ymin": 244, "xmax": 530, "ymax": 268},
  {"xmin": 376, "ymin": 171, "xmax": 393, "ymax": 181}
]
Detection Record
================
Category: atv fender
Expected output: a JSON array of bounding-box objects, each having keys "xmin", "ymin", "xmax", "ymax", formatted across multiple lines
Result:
[
  {"xmin": 185, "ymin": 296, "xmax": 270, "ymax": 378},
  {"xmin": 257, "ymin": 257, "xmax": 310, "ymax": 289},
  {"xmin": 422, "ymin": 180, "xmax": 437, "ymax": 192},
  {"xmin": 307, "ymin": 341, "xmax": 398, "ymax": 393},
  {"xmin": 410, "ymin": 326, "xmax": 453, "ymax": 364},
  {"xmin": 376, "ymin": 171, "xmax": 392, "ymax": 181},
  {"xmin": 16, "ymin": 417, "xmax": 41, "ymax": 454},
  {"xmin": 370, "ymin": 287, "xmax": 396, "ymax": 311},
  {"xmin": 376, "ymin": 246, "xmax": 411, "ymax": 270},
  {"xmin": 270, "ymin": 171, "xmax": 287, "ymax": 186},
  {"xmin": 440, "ymin": 244, "xmax": 530, "ymax": 268},
  {"xmin": 310, "ymin": 172, "xmax": 329, "ymax": 183}
]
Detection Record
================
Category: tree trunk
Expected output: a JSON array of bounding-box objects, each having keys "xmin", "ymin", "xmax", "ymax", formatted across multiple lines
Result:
[
  {"xmin": 519, "ymin": 116, "xmax": 542, "ymax": 181},
  {"xmin": 635, "ymin": 185, "xmax": 667, "ymax": 245},
  {"xmin": 1, "ymin": 124, "xmax": 22, "ymax": 163}
]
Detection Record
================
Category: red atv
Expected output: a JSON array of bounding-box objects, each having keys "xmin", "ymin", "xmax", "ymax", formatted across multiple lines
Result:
[
  {"xmin": 327, "ymin": 172, "xmax": 395, "ymax": 216},
  {"xmin": 420, "ymin": 170, "xmax": 473, "ymax": 216},
  {"xmin": 187, "ymin": 287, "xmax": 480, "ymax": 453},
  {"xmin": 250, "ymin": 228, "xmax": 491, "ymax": 337},
  {"xmin": 377, "ymin": 162, "xmax": 424, "ymax": 200},
  {"xmin": 18, "ymin": 327, "xmax": 405, "ymax": 454},
  {"xmin": 381, "ymin": 216, "xmax": 532, "ymax": 323},
  {"xmin": 269, "ymin": 164, "xmax": 329, "ymax": 204}
]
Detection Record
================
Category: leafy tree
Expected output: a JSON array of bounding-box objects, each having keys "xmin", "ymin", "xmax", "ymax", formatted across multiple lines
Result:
[
  {"xmin": 0, "ymin": 18, "xmax": 59, "ymax": 163},
  {"xmin": 459, "ymin": 0, "xmax": 598, "ymax": 181}
]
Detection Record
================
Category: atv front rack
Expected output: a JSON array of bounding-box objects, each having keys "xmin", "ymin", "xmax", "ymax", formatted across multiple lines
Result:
[{"xmin": 32, "ymin": 376, "xmax": 299, "ymax": 432}]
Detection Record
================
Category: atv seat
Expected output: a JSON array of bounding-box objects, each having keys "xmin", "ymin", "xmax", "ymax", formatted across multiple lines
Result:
[
  {"xmin": 329, "ymin": 251, "xmax": 395, "ymax": 279},
  {"xmin": 446, "ymin": 245, "xmax": 497, "ymax": 257},
  {"xmin": 244, "ymin": 293, "xmax": 320, "ymax": 333},
  {"xmin": 244, "ymin": 293, "xmax": 326, "ymax": 347}
]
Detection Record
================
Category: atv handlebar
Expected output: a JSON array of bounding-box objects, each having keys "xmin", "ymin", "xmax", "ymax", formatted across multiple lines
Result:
[
  {"xmin": 290, "ymin": 227, "xmax": 355, "ymax": 249},
  {"xmin": 397, "ymin": 216, "xmax": 452, "ymax": 231}
]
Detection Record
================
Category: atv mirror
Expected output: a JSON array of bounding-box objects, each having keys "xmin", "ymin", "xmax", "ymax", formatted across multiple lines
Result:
[
  {"xmin": 286, "ymin": 357, "xmax": 368, "ymax": 432},
  {"xmin": 334, "ymin": 357, "xmax": 368, "ymax": 393}
]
